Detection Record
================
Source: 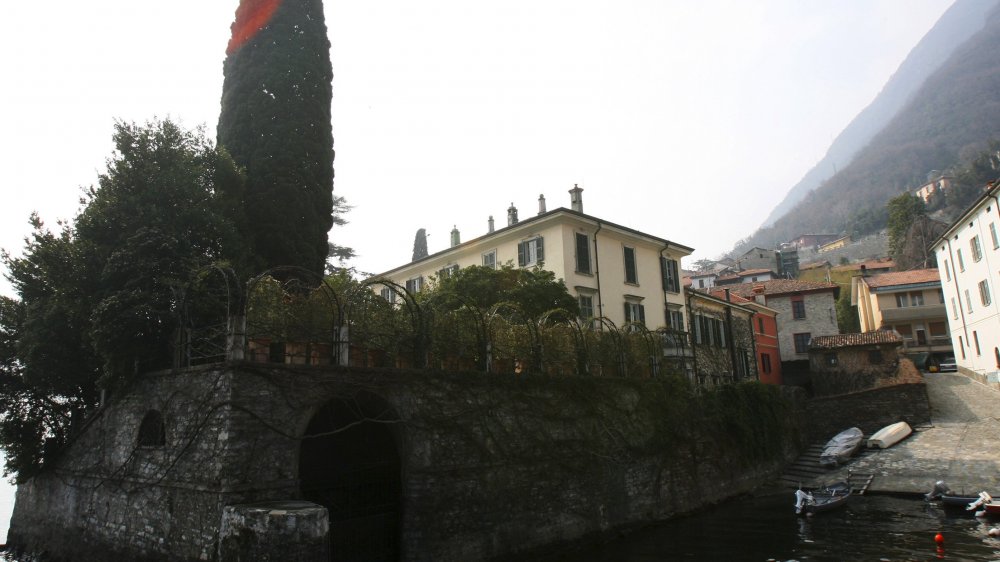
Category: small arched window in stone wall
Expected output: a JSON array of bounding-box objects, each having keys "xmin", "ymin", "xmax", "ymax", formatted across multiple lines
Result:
[{"xmin": 137, "ymin": 410, "xmax": 166, "ymax": 447}]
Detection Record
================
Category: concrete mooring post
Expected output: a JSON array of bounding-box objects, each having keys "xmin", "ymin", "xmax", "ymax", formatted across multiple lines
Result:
[{"xmin": 219, "ymin": 501, "xmax": 329, "ymax": 561}]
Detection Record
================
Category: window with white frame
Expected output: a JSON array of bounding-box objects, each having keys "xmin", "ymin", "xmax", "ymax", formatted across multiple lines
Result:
[
  {"xmin": 991, "ymin": 223, "xmax": 999, "ymax": 250},
  {"xmin": 957, "ymin": 248, "xmax": 966, "ymax": 271},
  {"xmin": 965, "ymin": 288, "xmax": 973, "ymax": 314},
  {"xmin": 379, "ymin": 286, "xmax": 397, "ymax": 303},
  {"xmin": 971, "ymin": 235, "xmax": 983, "ymax": 262},
  {"xmin": 624, "ymin": 299, "xmax": 645, "ymax": 326},
  {"xmin": 666, "ymin": 304, "xmax": 684, "ymax": 331},
  {"xmin": 979, "ymin": 279, "xmax": 991, "ymax": 306},
  {"xmin": 517, "ymin": 237, "xmax": 544, "ymax": 267},
  {"xmin": 579, "ymin": 294, "xmax": 595, "ymax": 322},
  {"xmin": 660, "ymin": 257, "xmax": 680, "ymax": 293},
  {"xmin": 952, "ymin": 297, "xmax": 958, "ymax": 319},
  {"xmin": 944, "ymin": 259, "xmax": 951, "ymax": 281},
  {"xmin": 437, "ymin": 264, "xmax": 459, "ymax": 279},
  {"xmin": 405, "ymin": 276, "xmax": 424, "ymax": 294},
  {"xmin": 482, "ymin": 249, "xmax": 497, "ymax": 269}
]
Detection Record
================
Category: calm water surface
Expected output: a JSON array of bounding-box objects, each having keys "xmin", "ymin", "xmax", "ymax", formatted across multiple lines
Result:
[{"xmin": 551, "ymin": 493, "xmax": 1000, "ymax": 561}]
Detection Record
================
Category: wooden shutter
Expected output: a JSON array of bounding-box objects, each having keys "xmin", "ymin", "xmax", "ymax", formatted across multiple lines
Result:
[
  {"xmin": 576, "ymin": 233, "xmax": 591, "ymax": 273},
  {"xmin": 536, "ymin": 237, "xmax": 544, "ymax": 263},
  {"xmin": 517, "ymin": 242, "xmax": 526, "ymax": 266},
  {"xmin": 638, "ymin": 304, "xmax": 646, "ymax": 324}
]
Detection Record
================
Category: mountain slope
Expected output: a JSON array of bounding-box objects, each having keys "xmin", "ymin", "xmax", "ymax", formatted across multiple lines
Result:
[
  {"xmin": 740, "ymin": 1, "xmax": 1000, "ymax": 254},
  {"xmin": 761, "ymin": 0, "xmax": 999, "ymax": 228}
]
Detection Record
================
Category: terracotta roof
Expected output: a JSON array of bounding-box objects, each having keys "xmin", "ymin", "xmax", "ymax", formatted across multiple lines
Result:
[
  {"xmin": 863, "ymin": 269, "xmax": 940, "ymax": 289},
  {"xmin": 728, "ymin": 279, "xmax": 839, "ymax": 298},
  {"xmin": 707, "ymin": 289, "xmax": 752, "ymax": 304},
  {"xmin": 810, "ymin": 331, "xmax": 903, "ymax": 350}
]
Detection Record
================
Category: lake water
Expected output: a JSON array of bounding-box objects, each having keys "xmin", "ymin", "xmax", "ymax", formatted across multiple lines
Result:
[{"xmin": 546, "ymin": 492, "xmax": 1000, "ymax": 561}]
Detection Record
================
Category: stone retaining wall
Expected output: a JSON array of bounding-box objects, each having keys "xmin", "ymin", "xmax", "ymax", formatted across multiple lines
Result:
[
  {"xmin": 803, "ymin": 382, "xmax": 931, "ymax": 442},
  {"xmin": 9, "ymin": 365, "xmax": 802, "ymax": 561}
]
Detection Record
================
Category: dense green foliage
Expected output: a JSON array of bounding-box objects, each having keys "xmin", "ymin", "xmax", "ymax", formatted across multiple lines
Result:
[
  {"xmin": 0, "ymin": 120, "xmax": 246, "ymax": 479},
  {"xmin": 425, "ymin": 265, "xmax": 579, "ymax": 320},
  {"xmin": 836, "ymin": 287, "xmax": 860, "ymax": 334},
  {"xmin": 886, "ymin": 193, "xmax": 926, "ymax": 260},
  {"xmin": 218, "ymin": 0, "xmax": 339, "ymax": 277},
  {"xmin": 736, "ymin": 5, "xmax": 1000, "ymax": 255}
]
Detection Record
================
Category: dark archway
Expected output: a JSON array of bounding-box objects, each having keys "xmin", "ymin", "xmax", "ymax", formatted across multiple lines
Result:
[{"xmin": 299, "ymin": 392, "xmax": 402, "ymax": 561}]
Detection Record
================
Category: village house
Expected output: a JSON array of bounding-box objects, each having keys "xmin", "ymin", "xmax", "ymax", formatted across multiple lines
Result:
[
  {"xmin": 684, "ymin": 288, "xmax": 758, "ymax": 386},
  {"xmin": 914, "ymin": 172, "xmax": 955, "ymax": 203},
  {"xmin": 716, "ymin": 268, "xmax": 778, "ymax": 286},
  {"xmin": 737, "ymin": 247, "xmax": 778, "ymax": 272},
  {"xmin": 808, "ymin": 331, "xmax": 904, "ymax": 395},
  {"xmin": 852, "ymin": 269, "xmax": 951, "ymax": 367},
  {"xmin": 375, "ymin": 186, "xmax": 694, "ymax": 333},
  {"xmin": 729, "ymin": 279, "xmax": 840, "ymax": 377},
  {"xmin": 708, "ymin": 288, "xmax": 782, "ymax": 385},
  {"xmin": 934, "ymin": 181, "xmax": 1000, "ymax": 388}
]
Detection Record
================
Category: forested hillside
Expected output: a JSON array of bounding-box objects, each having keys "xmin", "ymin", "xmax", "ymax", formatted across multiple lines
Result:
[
  {"xmin": 739, "ymin": 1, "xmax": 1000, "ymax": 255},
  {"xmin": 761, "ymin": 0, "xmax": 999, "ymax": 228}
]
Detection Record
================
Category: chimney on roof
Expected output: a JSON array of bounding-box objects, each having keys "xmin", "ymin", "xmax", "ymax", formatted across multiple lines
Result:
[
  {"xmin": 450, "ymin": 225, "xmax": 460, "ymax": 247},
  {"xmin": 569, "ymin": 184, "xmax": 583, "ymax": 213},
  {"xmin": 507, "ymin": 203, "xmax": 518, "ymax": 226},
  {"xmin": 488, "ymin": 215, "xmax": 495, "ymax": 233},
  {"xmin": 538, "ymin": 194, "xmax": 546, "ymax": 215},
  {"xmin": 724, "ymin": 288, "xmax": 731, "ymax": 302},
  {"xmin": 860, "ymin": 264, "xmax": 867, "ymax": 277}
]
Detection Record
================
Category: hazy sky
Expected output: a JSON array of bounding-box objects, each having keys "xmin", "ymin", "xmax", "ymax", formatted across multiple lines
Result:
[
  {"xmin": 0, "ymin": 0, "xmax": 961, "ymax": 540},
  {"xmin": 0, "ymin": 1, "xmax": 955, "ymax": 288}
]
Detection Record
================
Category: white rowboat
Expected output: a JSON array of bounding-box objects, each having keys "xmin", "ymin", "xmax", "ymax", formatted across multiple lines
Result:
[{"xmin": 867, "ymin": 421, "xmax": 912, "ymax": 449}]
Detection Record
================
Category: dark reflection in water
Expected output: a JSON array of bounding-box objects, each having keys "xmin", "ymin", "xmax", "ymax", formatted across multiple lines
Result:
[{"xmin": 549, "ymin": 494, "xmax": 1000, "ymax": 561}]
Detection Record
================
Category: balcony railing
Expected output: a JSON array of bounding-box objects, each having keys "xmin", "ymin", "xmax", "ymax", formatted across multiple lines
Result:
[{"xmin": 881, "ymin": 303, "xmax": 946, "ymax": 323}]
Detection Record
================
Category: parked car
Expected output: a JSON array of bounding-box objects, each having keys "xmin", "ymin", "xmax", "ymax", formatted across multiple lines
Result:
[{"xmin": 938, "ymin": 356, "xmax": 957, "ymax": 372}]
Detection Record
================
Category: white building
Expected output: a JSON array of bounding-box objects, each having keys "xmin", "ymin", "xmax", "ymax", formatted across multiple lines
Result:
[
  {"xmin": 934, "ymin": 182, "xmax": 1000, "ymax": 388},
  {"xmin": 375, "ymin": 186, "xmax": 694, "ymax": 332}
]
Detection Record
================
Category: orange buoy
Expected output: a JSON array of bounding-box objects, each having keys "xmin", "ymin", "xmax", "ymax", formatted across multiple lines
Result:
[{"xmin": 935, "ymin": 533, "xmax": 944, "ymax": 545}]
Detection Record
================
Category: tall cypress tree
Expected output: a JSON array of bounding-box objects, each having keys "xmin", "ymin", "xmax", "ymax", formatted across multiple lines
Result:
[{"xmin": 218, "ymin": 0, "xmax": 335, "ymax": 277}]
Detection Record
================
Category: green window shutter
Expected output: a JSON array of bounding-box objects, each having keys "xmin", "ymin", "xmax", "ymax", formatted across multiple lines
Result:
[
  {"xmin": 576, "ymin": 233, "xmax": 591, "ymax": 273},
  {"xmin": 518, "ymin": 242, "xmax": 526, "ymax": 266},
  {"xmin": 638, "ymin": 304, "xmax": 646, "ymax": 324},
  {"xmin": 536, "ymin": 237, "xmax": 544, "ymax": 263}
]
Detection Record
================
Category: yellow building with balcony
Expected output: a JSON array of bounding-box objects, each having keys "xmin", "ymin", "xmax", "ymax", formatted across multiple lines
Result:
[{"xmin": 852, "ymin": 269, "xmax": 952, "ymax": 365}]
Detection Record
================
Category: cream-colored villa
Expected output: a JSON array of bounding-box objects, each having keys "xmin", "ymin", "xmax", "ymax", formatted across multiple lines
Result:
[{"xmin": 374, "ymin": 186, "xmax": 694, "ymax": 332}]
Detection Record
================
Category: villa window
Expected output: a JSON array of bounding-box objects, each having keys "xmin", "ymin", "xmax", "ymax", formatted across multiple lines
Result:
[
  {"xmin": 437, "ymin": 264, "xmax": 459, "ymax": 279},
  {"xmin": 517, "ymin": 237, "xmax": 544, "ymax": 267},
  {"xmin": 992, "ymin": 223, "xmax": 1000, "ymax": 250},
  {"xmin": 965, "ymin": 289, "xmax": 973, "ymax": 314},
  {"xmin": 979, "ymin": 279, "xmax": 991, "ymax": 306},
  {"xmin": 944, "ymin": 260, "xmax": 951, "ymax": 281},
  {"xmin": 624, "ymin": 300, "xmax": 645, "ymax": 326},
  {"xmin": 957, "ymin": 249, "xmax": 965, "ymax": 271},
  {"xmin": 974, "ymin": 330, "xmax": 982, "ymax": 356},
  {"xmin": 761, "ymin": 353, "xmax": 771, "ymax": 374},
  {"xmin": 379, "ymin": 287, "xmax": 397, "ymax": 303},
  {"xmin": 575, "ymin": 233, "xmax": 591, "ymax": 274},
  {"xmin": 660, "ymin": 257, "xmax": 680, "ymax": 293},
  {"xmin": 482, "ymin": 250, "xmax": 497, "ymax": 269},
  {"xmin": 624, "ymin": 246, "xmax": 638, "ymax": 284},
  {"xmin": 666, "ymin": 304, "xmax": 684, "ymax": 331},
  {"xmin": 579, "ymin": 294, "xmax": 595, "ymax": 323},
  {"xmin": 405, "ymin": 276, "xmax": 424, "ymax": 294}
]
